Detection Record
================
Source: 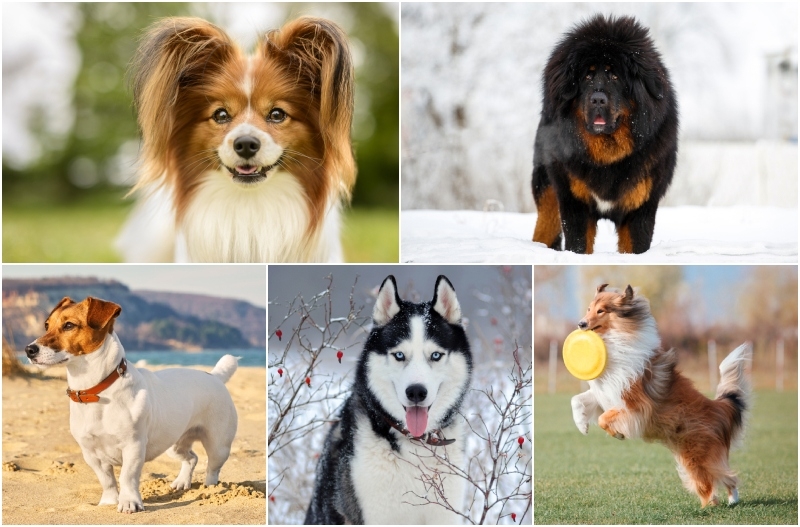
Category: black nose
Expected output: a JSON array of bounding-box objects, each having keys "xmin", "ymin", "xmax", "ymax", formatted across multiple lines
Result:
[
  {"xmin": 405, "ymin": 384, "xmax": 428, "ymax": 404},
  {"xmin": 233, "ymin": 136, "xmax": 261, "ymax": 159},
  {"xmin": 590, "ymin": 91, "xmax": 608, "ymax": 107},
  {"xmin": 25, "ymin": 344, "xmax": 40, "ymax": 358},
  {"xmin": 578, "ymin": 320, "xmax": 588, "ymax": 330}
]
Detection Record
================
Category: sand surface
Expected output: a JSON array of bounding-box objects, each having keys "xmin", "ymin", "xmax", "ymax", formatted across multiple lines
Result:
[{"xmin": 2, "ymin": 363, "xmax": 266, "ymax": 524}]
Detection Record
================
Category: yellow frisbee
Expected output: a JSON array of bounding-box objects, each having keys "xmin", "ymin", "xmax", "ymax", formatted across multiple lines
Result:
[{"xmin": 563, "ymin": 329, "xmax": 607, "ymax": 380}]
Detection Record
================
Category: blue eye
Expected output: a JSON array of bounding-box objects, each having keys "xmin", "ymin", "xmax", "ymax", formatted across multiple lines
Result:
[
  {"xmin": 431, "ymin": 352, "xmax": 443, "ymax": 361},
  {"xmin": 393, "ymin": 352, "xmax": 405, "ymax": 361}
]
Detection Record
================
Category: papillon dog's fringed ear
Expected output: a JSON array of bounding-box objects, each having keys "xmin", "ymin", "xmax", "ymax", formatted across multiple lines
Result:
[
  {"xmin": 268, "ymin": 17, "xmax": 356, "ymax": 199},
  {"xmin": 128, "ymin": 17, "xmax": 234, "ymax": 191}
]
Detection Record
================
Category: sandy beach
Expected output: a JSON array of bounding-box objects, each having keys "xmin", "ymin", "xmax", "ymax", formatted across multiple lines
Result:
[{"xmin": 2, "ymin": 363, "xmax": 266, "ymax": 524}]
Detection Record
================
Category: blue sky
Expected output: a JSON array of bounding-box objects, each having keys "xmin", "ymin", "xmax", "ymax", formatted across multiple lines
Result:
[{"xmin": 2, "ymin": 264, "xmax": 266, "ymax": 307}]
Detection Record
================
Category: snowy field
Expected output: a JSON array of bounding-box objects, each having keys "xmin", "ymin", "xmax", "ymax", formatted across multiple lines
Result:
[{"xmin": 401, "ymin": 207, "xmax": 798, "ymax": 263}]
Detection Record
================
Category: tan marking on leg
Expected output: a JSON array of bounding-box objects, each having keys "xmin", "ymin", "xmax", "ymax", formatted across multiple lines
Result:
[
  {"xmin": 533, "ymin": 186, "xmax": 562, "ymax": 247},
  {"xmin": 585, "ymin": 219, "xmax": 597, "ymax": 254},
  {"xmin": 617, "ymin": 224, "xmax": 634, "ymax": 254}
]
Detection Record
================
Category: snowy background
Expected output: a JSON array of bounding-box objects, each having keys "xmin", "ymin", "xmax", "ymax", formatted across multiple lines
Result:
[
  {"xmin": 268, "ymin": 266, "xmax": 532, "ymax": 524},
  {"xmin": 401, "ymin": 3, "xmax": 798, "ymax": 263}
]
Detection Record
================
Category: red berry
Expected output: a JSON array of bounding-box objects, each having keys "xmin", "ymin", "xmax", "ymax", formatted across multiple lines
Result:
[
  {"xmin": 277, "ymin": 368, "xmax": 283, "ymax": 378},
  {"xmin": 269, "ymin": 496, "xmax": 275, "ymax": 503},
  {"xmin": 337, "ymin": 350, "xmax": 343, "ymax": 363},
  {"xmin": 490, "ymin": 316, "xmax": 498, "ymax": 326},
  {"xmin": 511, "ymin": 512, "xmax": 517, "ymax": 522},
  {"xmin": 518, "ymin": 436, "xmax": 524, "ymax": 448},
  {"xmin": 305, "ymin": 376, "xmax": 311, "ymax": 388},
  {"xmin": 275, "ymin": 329, "xmax": 282, "ymax": 341}
]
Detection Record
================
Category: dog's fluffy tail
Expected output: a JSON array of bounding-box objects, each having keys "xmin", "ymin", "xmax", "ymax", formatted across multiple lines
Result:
[
  {"xmin": 715, "ymin": 342, "xmax": 752, "ymax": 448},
  {"xmin": 211, "ymin": 355, "xmax": 239, "ymax": 384}
]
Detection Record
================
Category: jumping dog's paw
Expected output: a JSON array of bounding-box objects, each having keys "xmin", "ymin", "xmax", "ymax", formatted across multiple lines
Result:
[
  {"xmin": 598, "ymin": 409, "xmax": 625, "ymax": 440},
  {"xmin": 570, "ymin": 398, "xmax": 590, "ymax": 435}
]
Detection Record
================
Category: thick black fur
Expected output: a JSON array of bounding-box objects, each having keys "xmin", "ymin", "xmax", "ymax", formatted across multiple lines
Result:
[
  {"xmin": 304, "ymin": 275, "xmax": 472, "ymax": 525},
  {"xmin": 531, "ymin": 14, "xmax": 679, "ymax": 254}
]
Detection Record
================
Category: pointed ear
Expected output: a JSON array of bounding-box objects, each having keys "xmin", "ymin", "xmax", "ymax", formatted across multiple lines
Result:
[
  {"xmin": 596, "ymin": 284, "xmax": 609, "ymax": 294},
  {"xmin": 267, "ymin": 17, "xmax": 356, "ymax": 197},
  {"xmin": 432, "ymin": 275, "xmax": 462, "ymax": 324},
  {"xmin": 85, "ymin": 297, "xmax": 122, "ymax": 331},
  {"xmin": 373, "ymin": 276, "xmax": 401, "ymax": 325},
  {"xmin": 624, "ymin": 285, "xmax": 634, "ymax": 302}
]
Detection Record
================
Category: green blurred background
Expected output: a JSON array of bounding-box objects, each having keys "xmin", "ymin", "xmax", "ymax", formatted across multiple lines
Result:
[{"xmin": 2, "ymin": 2, "xmax": 399, "ymax": 262}]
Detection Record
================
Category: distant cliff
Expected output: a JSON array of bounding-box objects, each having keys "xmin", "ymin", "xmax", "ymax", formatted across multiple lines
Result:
[{"xmin": 2, "ymin": 277, "xmax": 265, "ymax": 351}]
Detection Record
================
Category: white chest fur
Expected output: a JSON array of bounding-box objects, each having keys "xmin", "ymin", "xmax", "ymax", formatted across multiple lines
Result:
[
  {"xmin": 588, "ymin": 326, "xmax": 660, "ymax": 411},
  {"xmin": 349, "ymin": 415, "xmax": 465, "ymax": 524},
  {"xmin": 178, "ymin": 169, "xmax": 341, "ymax": 263}
]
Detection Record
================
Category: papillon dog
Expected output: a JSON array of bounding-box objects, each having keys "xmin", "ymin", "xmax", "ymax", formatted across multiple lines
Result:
[
  {"xmin": 117, "ymin": 16, "xmax": 355, "ymax": 262},
  {"xmin": 571, "ymin": 284, "xmax": 752, "ymax": 507}
]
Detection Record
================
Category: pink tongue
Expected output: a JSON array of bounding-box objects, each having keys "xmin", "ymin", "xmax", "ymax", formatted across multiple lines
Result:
[
  {"xmin": 236, "ymin": 165, "xmax": 258, "ymax": 175},
  {"xmin": 405, "ymin": 406, "xmax": 429, "ymax": 437},
  {"xmin": 594, "ymin": 116, "xmax": 606, "ymax": 125}
]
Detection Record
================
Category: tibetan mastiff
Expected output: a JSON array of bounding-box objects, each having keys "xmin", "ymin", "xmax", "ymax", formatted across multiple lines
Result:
[{"xmin": 531, "ymin": 15, "xmax": 678, "ymax": 254}]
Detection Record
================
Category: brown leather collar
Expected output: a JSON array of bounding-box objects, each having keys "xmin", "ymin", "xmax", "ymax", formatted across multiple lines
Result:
[
  {"xmin": 382, "ymin": 414, "xmax": 456, "ymax": 447},
  {"xmin": 66, "ymin": 358, "xmax": 127, "ymax": 403}
]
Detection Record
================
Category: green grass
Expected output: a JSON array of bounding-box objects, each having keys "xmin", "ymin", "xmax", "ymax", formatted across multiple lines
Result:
[
  {"xmin": 3, "ymin": 202, "xmax": 398, "ymax": 263},
  {"xmin": 534, "ymin": 391, "xmax": 798, "ymax": 524},
  {"xmin": 341, "ymin": 207, "xmax": 399, "ymax": 262}
]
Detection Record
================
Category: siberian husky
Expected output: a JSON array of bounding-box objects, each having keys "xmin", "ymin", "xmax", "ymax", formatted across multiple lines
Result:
[{"xmin": 304, "ymin": 275, "xmax": 473, "ymax": 524}]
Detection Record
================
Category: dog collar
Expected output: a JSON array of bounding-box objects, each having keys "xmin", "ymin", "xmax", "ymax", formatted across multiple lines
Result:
[
  {"xmin": 382, "ymin": 414, "xmax": 456, "ymax": 447},
  {"xmin": 66, "ymin": 358, "xmax": 127, "ymax": 404}
]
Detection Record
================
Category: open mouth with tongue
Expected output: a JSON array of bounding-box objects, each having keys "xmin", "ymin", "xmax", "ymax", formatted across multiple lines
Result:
[
  {"xmin": 592, "ymin": 115, "xmax": 607, "ymax": 132},
  {"xmin": 224, "ymin": 159, "xmax": 281, "ymax": 184},
  {"xmin": 404, "ymin": 405, "xmax": 429, "ymax": 438}
]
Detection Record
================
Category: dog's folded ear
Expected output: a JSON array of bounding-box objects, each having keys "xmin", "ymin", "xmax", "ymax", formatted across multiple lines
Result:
[
  {"xmin": 267, "ymin": 17, "xmax": 356, "ymax": 197},
  {"xmin": 432, "ymin": 275, "xmax": 461, "ymax": 325},
  {"xmin": 373, "ymin": 275, "xmax": 401, "ymax": 326},
  {"xmin": 85, "ymin": 297, "xmax": 122, "ymax": 331},
  {"xmin": 49, "ymin": 297, "xmax": 75, "ymax": 317}
]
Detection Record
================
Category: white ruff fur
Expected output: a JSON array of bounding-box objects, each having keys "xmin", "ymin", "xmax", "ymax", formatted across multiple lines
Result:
[
  {"xmin": 349, "ymin": 414, "xmax": 465, "ymax": 524},
  {"xmin": 588, "ymin": 319, "xmax": 661, "ymax": 411},
  {"xmin": 572, "ymin": 315, "xmax": 661, "ymax": 438},
  {"xmin": 356, "ymin": 315, "xmax": 469, "ymax": 523},
  {"xmin": 177, "ymin": 169, "xmax": 342, "ymax": 263}
]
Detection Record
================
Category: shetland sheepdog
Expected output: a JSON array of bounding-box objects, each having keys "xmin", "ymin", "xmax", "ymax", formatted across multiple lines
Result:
[
  {"xmin": 116, "ymin": 16, "xmax": 355, "ymax": 262},
  {"xmin": 571, "ymin": 284, "xmax": 752, "ymax": 507}
]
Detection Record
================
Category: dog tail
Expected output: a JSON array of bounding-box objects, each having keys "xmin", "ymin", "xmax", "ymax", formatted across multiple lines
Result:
[
  {"xmin": 211, "ymin": 355, "xmax": 239, "ymax": 384},
  {"xmin": 715, "ymin": 342, "xmax": 752, "ymax": 448}
]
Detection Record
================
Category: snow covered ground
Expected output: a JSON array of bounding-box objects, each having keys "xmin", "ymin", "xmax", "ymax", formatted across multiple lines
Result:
[{"xmin": 401, "ymin": 207, "xmax": 798, "ymax": 263}]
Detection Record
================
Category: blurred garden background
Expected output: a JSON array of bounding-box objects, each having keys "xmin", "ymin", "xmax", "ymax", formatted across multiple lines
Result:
[{"xmin": 2, "ymin": 2, "xmax": 399, "ymax": 262}]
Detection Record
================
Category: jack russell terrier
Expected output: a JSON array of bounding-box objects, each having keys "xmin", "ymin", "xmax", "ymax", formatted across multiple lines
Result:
[{"xmin": 25, "ymin": 296, "xmax": 239, "ymax": 513}]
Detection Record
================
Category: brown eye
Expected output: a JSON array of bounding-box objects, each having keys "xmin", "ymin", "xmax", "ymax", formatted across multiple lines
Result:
[
  {"xmin": 597, "ymin": 310, "xmax": 605, "ymax": 315},
  {"xmin": 213, "ymin": 108, "xmax": 231, "ymax": 124},
  {"xmin": 63, "ymin": 322, "xmax": 76, "ymax": 330},
  {"xmin": 44, "ymin": 321, "xmax": 49, "ymax": 330},
  {"xmin": 268, "ymin": 108, "xmax": 286, "ymax": 123},
  {"xmin": 609, "ymin": 73, "xmax": 618, "ymax": 81}
]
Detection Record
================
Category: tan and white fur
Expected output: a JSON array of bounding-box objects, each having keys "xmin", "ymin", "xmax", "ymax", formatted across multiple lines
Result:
[
  {"xmin": 24, "ymin": 297, "xmax": 238, "ymax": 513},
  {"xmin": 117, "ymin": 16, "xmax": 355, "ymax": 263},
  {"xmin": 571, "ymin": 284, "xmax": 751, "ymax": 507}
]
